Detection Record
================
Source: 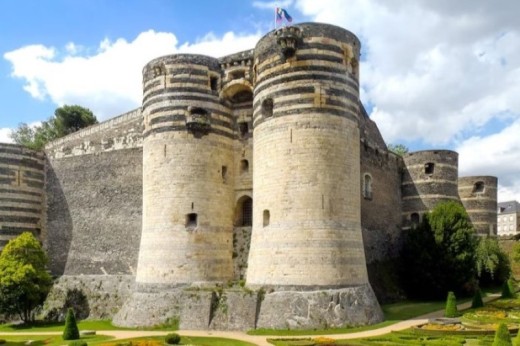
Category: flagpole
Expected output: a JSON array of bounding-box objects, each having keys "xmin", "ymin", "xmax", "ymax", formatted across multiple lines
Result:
[{"xmin": 274, "ymin": 6, "xmax": 277, "ymax": 30}]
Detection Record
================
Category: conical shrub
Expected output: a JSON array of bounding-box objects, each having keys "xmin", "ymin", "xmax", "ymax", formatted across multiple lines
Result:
[
  {"xmin": 471, "ymin": 288, "xmax": 484, "ymax": 308},
  {"xmin": 444, "ymin": 291, "xmax": 458, "ymax": 318},
  {"xmin": 493, "ymin": 323, "xmax": 512, "ymax": 346},
  {"xmin": 63, "ymin": 308, "xmax": 80, "ymax": 340},
  {"xmin": 502, "ymin": 280, "xmax": 515, "ymax": 299}
]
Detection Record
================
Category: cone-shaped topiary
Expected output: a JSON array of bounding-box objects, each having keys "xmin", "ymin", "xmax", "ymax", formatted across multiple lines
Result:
[
  {"xmin": 62, "ymin": 308, "xmax": 80, "ymax": 340},
  {"xmin": 165, "ymin": 333, "xmax": 181, "ymax": 345},
  {"xmin": 445, "ymin": 291, "xmax": 458, "ymax": 317},
  {"xmin": 472, "ymin": 288, "xmax": 484, "ymax": 308},
  {"xmin": 493, "ymin": 323, "xmax": 512, "ymax": 346},
  {"xmin": 502, "ymin": 280, "xmax": 515, "ymax": 299}
]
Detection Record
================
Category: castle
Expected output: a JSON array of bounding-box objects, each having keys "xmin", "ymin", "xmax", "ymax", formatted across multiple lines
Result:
[{"xmin": 0, "ymin": 23, "xmax": 497, "ymax": 330}]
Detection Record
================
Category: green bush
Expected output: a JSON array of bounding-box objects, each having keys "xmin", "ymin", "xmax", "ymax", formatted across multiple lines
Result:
[
  {"xmin": 62, "ymin": 308, "xmax": 80, "ymax": 340},
  {"xmin": 502, "ymin": 280, "xmax": 515, "ymax": 299},
  {"xmin": 445, "ymin": 291, "xmax": 458, "ymax": 317},
  {"xmin": 493, "ymin": 322, "xmax": 512, "ymax": 346},
  {"xmin": 471, "ymin": 288, "xmax": 484, "ymax": 308},
  {"xmin": 69, "ymin": 341, "xmax": 87, "ymax": 346},
  {"xmin": 164, "ymin": 333, "xmax": 181, "ymax": 345}
]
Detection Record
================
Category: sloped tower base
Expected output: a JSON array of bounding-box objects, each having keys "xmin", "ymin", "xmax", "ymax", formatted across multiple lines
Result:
[
  {"xmin": 113, "ymin": 284, "xmax": 382, "ymax": 330},
  {"xmin": 256, "ymin": 284, "xmax": 383, "ymax": 329}
]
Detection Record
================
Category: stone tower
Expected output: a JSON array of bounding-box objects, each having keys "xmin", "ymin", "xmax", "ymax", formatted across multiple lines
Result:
[
  {"xmin": 458, "ymin": 176, "xmax": 498, "ymax": 236},
  {"xmin": 0, "ymin": 143, "xmax": 45, "ymax": 251},
  {"xmin": 247, "ymin": 23, "xmax": 382, "ymax": 328},
  {"xmin": 247, "ymin": 23, "xmax": 369, "ymax": 287},
  {"xmin": 137, "ymin": 54, "xmax": 235, "ymax": 286},
  {"xmin": 402, "ymin": 150, "xmax": 459, "ymax": 228}
]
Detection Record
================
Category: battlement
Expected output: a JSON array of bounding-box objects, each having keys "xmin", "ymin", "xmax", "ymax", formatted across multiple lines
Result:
[{"xmin": 45, "ymin": 108, "xmax": 143, "ymax": 159}]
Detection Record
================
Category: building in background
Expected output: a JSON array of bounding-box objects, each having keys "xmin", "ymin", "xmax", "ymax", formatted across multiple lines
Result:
[{"xmin": 497, "ymin": 201, "xmax": 520, "ymax": 235}]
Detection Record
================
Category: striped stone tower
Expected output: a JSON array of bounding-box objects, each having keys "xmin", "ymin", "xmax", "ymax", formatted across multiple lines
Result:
[
  {"xmin": 136, "ymin": 54, "xmax": 235, "ymax": 287},
  {"xmin": 246, "ymin": 23, "xmax": 382, "ymax": 328},
  {"xmin": 458, "ymin": 176, "xmax": 498, "ymax": 236},
  {"xmin": 0, "ymin": 143, "xmax": 45, "ymax": 250},
  {"xmin": 402, "ymin": 150, "xmax": 459, "ymax": 228},
  {"xmin": 248, "ymin": 23, "xmax": 368, "ymax": 288}
]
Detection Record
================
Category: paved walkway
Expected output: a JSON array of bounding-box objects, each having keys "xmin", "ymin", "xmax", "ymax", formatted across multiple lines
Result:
[{"xmin": 0, "ymin": 295, "xmax": 500, "ymax": 346}]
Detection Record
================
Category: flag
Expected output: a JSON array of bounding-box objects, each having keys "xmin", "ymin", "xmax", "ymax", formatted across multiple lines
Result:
[{"xmin": 276, "ymin": 7, "xmax": 293, "ymax": 25}]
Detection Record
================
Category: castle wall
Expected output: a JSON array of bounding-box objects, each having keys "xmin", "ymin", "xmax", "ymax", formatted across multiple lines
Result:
[
  {"xmin": 402, "ymin": 150, "xmax": 459, "ymax": 228},
  {"xmin": 44, "ymin": 110, "xmax": 143, "ymax": 275},
  {"xmin": 360, "ymin": 144, "xmax": 403, "ymax": 262},
  {"xmin": 137, "ymin": 54, "xmax": 235, "ymax": 287},
  {"xmin": 458, "ymin": 176, "xmax": 498, "ymax": 236},
  {"xmin": 247, "ymin": 24, "xmax": 369, "ymax": 288},
  {"xmin": 0, "ymin": 143, "xmax": 45, "ymax": 250}
]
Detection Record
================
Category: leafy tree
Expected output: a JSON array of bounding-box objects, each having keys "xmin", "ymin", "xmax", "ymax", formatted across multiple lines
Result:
[
  {"xmin": 0, "ymin": 232, "xmax": 52, "ymax": 322},
  {"xmin": 10, "ymin": 105, "xmax": 97, "ymax": 150},
  {"xmin": 476, "ymin": 237, "xmax": 511, "ymax": 286},
  {"xmin": 493, "ymin": 322, "xmax": 512, "ymax": 346},
  {"xmin": 387, "ymin": 143, "xmax": 409, "ymax": 156},
  {"xmin": 511, "ymin": 242, "xmax": 520, "ymax": 264},
  {"xmin": 62, "ymin": 308, "xmax": 80, "ymax": 340},
  {"xmin": 444, "ymin": 291, "xmax": 458, "ymax": 317},
  {"xmin": 401, "ymin": 201, "xmax": 478, "ymax": 299}
]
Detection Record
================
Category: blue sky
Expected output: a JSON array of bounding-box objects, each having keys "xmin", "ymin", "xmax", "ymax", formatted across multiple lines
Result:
[
  {"xmin": 0, "ymin": 0, "xmax": 276, "ymax": 128},
  {"xmin": 1, "ymin": 0, "xmax": 520, "ymax": 202}
]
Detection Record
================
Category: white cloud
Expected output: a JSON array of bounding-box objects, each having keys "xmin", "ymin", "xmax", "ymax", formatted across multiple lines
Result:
[
  {"xmin": 4, "ymin": 30, "xmax": 260, "ymax": 121},
  {"xmin": 295, "ymin": 0, "xmax": 520, "ymax": 201},
  {"xmin": 0, "ymin": 128, "xmax": 13, "ymax": 143}
]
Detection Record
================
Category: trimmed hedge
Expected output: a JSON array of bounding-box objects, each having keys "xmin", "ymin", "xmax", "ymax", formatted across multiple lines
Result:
[
  {"xmin": 63, "ymin": 308, "xmax": 80, "ymax": 340},
  {"xmin": 493, "ymin": 323, "xmax": 512, "ymax": 346},
  {"xmin": 445, "ymin": 291, "xmax": 458, "ymax": 318},
  {"xmin": 164, "ymin": 333, "xmax": 181, "ymax": 345},
  {"xmin": 472, "ymin": 288, "xmax": 484, "ymax": 308}
]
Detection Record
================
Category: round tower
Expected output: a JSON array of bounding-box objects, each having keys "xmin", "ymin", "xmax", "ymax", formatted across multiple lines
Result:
[
  {"xmin": 0, "ymin": 143, "xmax": 45, "ymax": 250},
  {"xmin": 247, "ymin": 23, "xmax": 369, "ymax": 289},
  {"xmin": 136, "ymin": 54, "xmax": 235, "ymax": 286},
  {"xmin": 458, "ymin": 176, "xmax": 498, "ymax": 236},
  {"xmin": 402, "ymin": 150, "xmax": 459, "ymax": 228}
]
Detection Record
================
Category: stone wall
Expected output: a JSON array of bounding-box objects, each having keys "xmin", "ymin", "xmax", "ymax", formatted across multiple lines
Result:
[
  {"xmin": 44, "ymin": 111, "xmax": 143, "ymax": 276},
  {"xmin": 360, "ymin": 143, "xmax": 403, "ymax": 263},
  {"xmin": 0, "ymin": 143, "xmax": 45, "ymax": 250},
  {"xmin": 45, "ymin": 109, "xmax": 142, "ymax": 159},
  {"xmin": 43, "ymin": 275, "xmax": 134, "ymax": 320}
]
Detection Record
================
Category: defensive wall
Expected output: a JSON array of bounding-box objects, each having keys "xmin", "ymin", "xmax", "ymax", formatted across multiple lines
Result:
[{"xmin": 44, "ymin": 109, "xmax": 143, "ymax": 275}]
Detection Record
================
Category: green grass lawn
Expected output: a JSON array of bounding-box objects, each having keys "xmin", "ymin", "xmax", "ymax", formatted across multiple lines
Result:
[{"xmin": 0, "ymin": 319, "xmax": 179, "ymax": 333}]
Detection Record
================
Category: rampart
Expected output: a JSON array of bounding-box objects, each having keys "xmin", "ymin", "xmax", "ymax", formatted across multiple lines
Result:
[{"xmin": 44, "ymin": 108, "xmax": 143, "ymax": 275}]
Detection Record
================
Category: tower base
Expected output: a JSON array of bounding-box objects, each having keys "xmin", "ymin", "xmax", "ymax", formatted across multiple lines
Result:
[{"xmin": 113, "ymin": 283, "xmax": 382, "ymax": 330}]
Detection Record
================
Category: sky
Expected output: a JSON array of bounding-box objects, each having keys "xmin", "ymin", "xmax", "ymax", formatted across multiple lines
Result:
[{"xmin": 1, "ymin": 0, "xmax": 519, "ymax": 202}]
